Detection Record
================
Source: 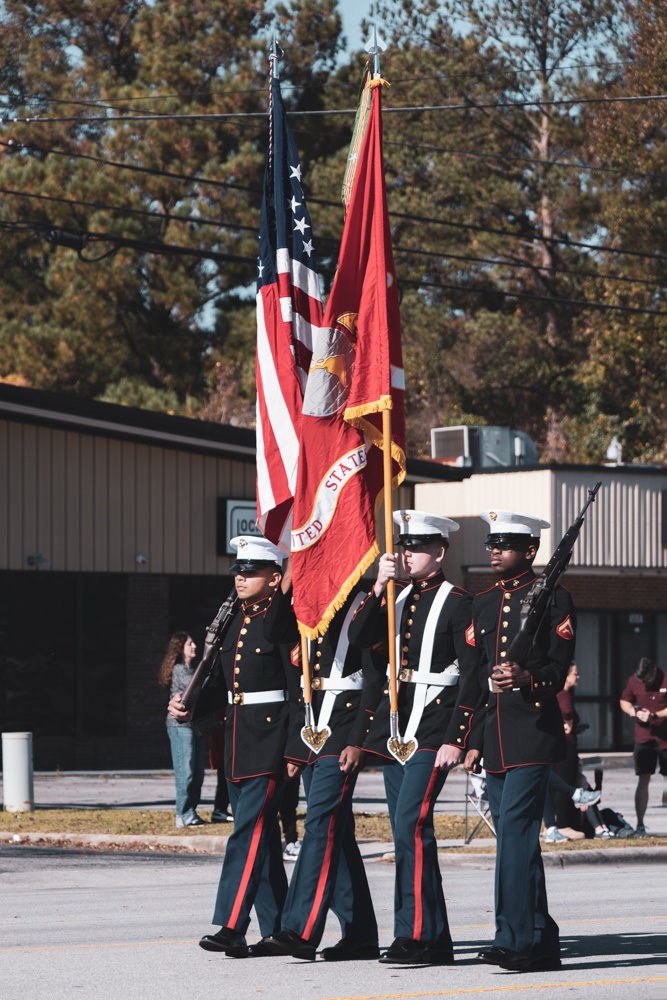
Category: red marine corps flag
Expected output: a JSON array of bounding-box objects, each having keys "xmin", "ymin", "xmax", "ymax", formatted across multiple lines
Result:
[
  {"xmin": 255, "ymin": 69, "xmax": 323, "ymax": 550},
  {"xmin": 291, "ymin": 71, "xmax": 406, "ymax": 637}
]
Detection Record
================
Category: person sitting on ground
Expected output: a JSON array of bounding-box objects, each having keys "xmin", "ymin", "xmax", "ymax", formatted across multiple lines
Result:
[{"xmin": 543, "ymin": 769, "xmax": 602, "ymax": 842}]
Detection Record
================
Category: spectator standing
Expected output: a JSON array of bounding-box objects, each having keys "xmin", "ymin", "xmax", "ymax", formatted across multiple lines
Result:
[
  {"xmin": 158, "ymin": 632, "xmax": 206, "ymax": 828},
  {"xmin": 620, "ymin": 657, "xmax": 667, "ymax": 836}
]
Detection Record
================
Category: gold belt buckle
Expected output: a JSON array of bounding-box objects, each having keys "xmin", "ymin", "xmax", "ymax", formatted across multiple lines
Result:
[
  {"xmin": 311, "ymin": 677, "xmax": 323, "ymax": 691},
  {"xmin": 399, "ymin": 668, "xmax": 413, "ymax": 683},
  {"xmin": 233, "ymin": 692, "xmax": 244, "ymax": 705}
]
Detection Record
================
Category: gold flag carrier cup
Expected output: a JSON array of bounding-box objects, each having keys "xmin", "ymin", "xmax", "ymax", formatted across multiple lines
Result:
[
  {"xmin": 387, "ymin": 710, "xmax": 418, "ymax": 764},
  {"xmin": 299, "ymin": 633, "xmax": 331, "ymax": 752},
  {"xmin": 301, "ymin": 701, "xmax": 332, "ymax": 753}
]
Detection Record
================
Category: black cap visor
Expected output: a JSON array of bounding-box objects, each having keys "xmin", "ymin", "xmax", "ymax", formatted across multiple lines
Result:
[
  {"xmin": 397, "ymin": 533, "xmax": 447, "ymax": 549},
  {"xmin": 484, "ymin": 532, "xmax": 533, "ymax": 550},
  {"xmin": 230, "ymin": 559, "xmax": 281, "ymax": 576}
]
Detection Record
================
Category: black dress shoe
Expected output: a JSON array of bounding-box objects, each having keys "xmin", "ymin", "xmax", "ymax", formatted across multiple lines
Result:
[
  {"xmin": 478, "ymin": 946, "xmax": 518, "ymax": 966},
  {"xmin": 249, "ymin": 936, "xmax": 282, "ymax": 957},
  {"xmin": 199, "ymin": 926, "xmax": 249, "ymax": 958},
  {"xmin": 379, "ymin": 937, "xmax": 431, "ymax": 964},
  {"xmin": 255, "ymin": 929, "xmax": 316, "ymax": 960},
  {"xmin": 478, "ymin": 947, "xmax": 561, "ymax": 972},
  {"xmin": 429, "ymin": 948, "xmax": 455, "ymax": 965},
  {"xmin": 320, "ymin": 939, "xmax": 380, "ymax": 962},
  {"xmin": 506, "ymin": 954, "xmax": 562, "ymax": 972}
]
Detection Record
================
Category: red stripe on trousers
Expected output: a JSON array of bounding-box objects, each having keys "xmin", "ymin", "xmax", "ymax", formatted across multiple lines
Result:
[
  {"xmin": 413, "ymin": 767, "xmax": 440, "ymax": 940},
  {"xmin": 228, "ymin": 777, "xmax": 278, "ymax": 929},
  {"xmin": 302, "ymin": 774, "xmax": 351, "ymax": 940}
]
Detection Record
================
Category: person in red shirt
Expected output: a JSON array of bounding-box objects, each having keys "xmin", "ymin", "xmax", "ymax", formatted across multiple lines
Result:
[{"xmin": 620, "ymin": 658, "xmax": 667, "ymax": 837}]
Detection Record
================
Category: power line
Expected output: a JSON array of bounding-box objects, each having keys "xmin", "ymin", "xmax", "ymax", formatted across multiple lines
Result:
[
  {"xmin": 0, "ymin": 57, "xmax": 628, "ymax": 112},
  {"xmin": 0, "ymin": 217, "xmax": 258, "ymax": 266},
  {"xmin": 405, "ymin": 276, "xmax": 667, "ymax": 319},
  {"xmin": 5, "ymin": 214, "xmax": 665, "ymax": 317},
  {"xmin": 0, "ymin": 184, "xmax": 259, "ymax": 234},
  {"xmin": 390, "ymin": 208, "xmax": 667, "ymax": 264},
  {"xmin": 2, "ymin": 174, "xmax": 665, "ymax": 269},
  {"xmin": 392, "ymin": 244, "xmax": 664, "ymax": 289},
  {"xmin": 4, "ymin": 92, "xmax": 667, "ymax": 124},
  {"xmin": 1, "ymin": 212, "xmax": 663, "ymax": 318},
  {"xmin": 8, "ymin": 127, "xmax": 659, "ymax": 204},
  {"xmin": 0, "ymin": 138, "xmax": 256, "ymax": 195}
]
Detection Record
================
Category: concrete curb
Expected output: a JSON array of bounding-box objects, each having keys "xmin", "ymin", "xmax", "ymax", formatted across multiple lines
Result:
[
  {"xmin": 2, "ymin": 830, "xmax": 666, "ymax": 865},
  {"xmin": 435, "ymin": 847, "xmax": 667, "ymax": 867},
  {"xmin": 0, "ymin": 831, "xmax": 230, "ymax": 852}
]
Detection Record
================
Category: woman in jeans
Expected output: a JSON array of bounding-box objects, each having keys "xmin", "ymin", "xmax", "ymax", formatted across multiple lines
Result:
[{"xmin": 158, "ymin": 631, "xmax": 206, "ymax": 827}]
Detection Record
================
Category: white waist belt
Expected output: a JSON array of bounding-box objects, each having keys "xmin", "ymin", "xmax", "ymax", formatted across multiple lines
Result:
[
  {"xmin": 401, "ymin": 671, "xmax": 459, "ymax": 686},
  {"xmin": 300, "ymin": 675, "xmax": 364, "ymax": 692},
  {"xmin": 228, "ymin": 689, "xmax": 287, "ymax": 705}
]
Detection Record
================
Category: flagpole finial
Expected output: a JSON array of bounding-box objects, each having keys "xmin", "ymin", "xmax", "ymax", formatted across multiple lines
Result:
[
  {"xmin": 270, "ymin": 35, "xmax": 283, "ymax": 79},
  {"xmin": 364, "ymin": 24, "xmax": 387, "ymax": 77}
]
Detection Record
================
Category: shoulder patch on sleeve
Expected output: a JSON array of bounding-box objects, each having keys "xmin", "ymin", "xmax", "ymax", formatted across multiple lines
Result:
[
  {"xmin": 556, "ymin": 615, "xmax": 574, "ymax": 641},
  {"xmin": 465, "ymin": 623, "xmax": 476, "ymax": 646},
  {"xmin": 290, "ymin": 643, "xmax": 301, "ymax": 668}
]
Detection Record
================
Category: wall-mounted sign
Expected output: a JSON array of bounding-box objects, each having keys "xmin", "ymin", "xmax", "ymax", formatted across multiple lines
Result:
[{"xmin": 217, "ymin": 498, "xmax": 261, "ymax": 556}]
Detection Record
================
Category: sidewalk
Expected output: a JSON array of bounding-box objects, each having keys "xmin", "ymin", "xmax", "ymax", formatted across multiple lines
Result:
[{"xmin": 1, "ymin": 754, "xmax": 666, "ymax": 860}]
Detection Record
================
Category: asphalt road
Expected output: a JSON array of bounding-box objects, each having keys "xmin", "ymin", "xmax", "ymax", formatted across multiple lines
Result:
[{"xmin": 1, "ymin": 845, "xmax": 664, "ymax": 1000}]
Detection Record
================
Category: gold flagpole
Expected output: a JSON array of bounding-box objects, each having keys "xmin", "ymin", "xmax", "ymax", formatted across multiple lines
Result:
[
  {"xmin": 382, "ymin": 408, "xmax": 399, "ymax": 727},
  {"xmin": 300, "ymin": 632, "xmax": 311, "ymax": 704}
]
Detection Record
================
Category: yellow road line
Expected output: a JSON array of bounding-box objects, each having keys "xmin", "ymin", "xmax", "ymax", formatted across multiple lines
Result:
[{"xmin": 317, "ymin": 979, "xmax": 667, "ymax": 1000}]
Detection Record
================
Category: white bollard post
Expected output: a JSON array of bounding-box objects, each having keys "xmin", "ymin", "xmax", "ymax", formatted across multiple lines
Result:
[{"xmin": 2, "ymin": 732, "xmax": 35, "ymax": 812}]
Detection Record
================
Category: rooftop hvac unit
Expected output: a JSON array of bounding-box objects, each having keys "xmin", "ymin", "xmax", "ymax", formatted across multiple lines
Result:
[{"xmin": 430, "ymin": 425, "xmax": 539, "ymax": 468}]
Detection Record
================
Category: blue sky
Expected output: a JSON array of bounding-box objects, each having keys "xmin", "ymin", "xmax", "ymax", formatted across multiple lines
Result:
[{"xmin": 338, "ymin": 0, "xmax": 374, "ymax": 52}]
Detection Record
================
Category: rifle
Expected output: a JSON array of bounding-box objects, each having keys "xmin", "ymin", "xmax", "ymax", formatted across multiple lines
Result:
[
  {"xmin": 505, "ymin": 482, "xmax": 601, "ymax": 668},
  {"xmin": 181, "ymin": 587, "xmax": 240, "ymax": 712}
]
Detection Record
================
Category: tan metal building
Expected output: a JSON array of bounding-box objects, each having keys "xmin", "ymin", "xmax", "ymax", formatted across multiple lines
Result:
[
  {"xmin": 415, "ymin": 467, "xmax": 667, "ymax": 752},
  {"xmin": 0, "ymin": 383, "xmax": 458, "ymax": 769}
]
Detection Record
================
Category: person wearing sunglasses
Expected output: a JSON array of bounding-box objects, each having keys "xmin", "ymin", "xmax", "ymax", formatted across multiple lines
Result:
[{"xmin": 463, "ymin": 509, "xmax": 576, "ymax": 974}]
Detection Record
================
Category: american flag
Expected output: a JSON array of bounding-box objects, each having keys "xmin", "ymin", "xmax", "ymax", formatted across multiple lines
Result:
[{"xmin": 255, "ymin": 76, "xmax": 323, "ymax": 550}]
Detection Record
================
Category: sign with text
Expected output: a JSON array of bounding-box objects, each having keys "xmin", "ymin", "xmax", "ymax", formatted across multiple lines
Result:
[{"xmin": 217, "ymin": 499, "xmax": 261, "ymax": 556}]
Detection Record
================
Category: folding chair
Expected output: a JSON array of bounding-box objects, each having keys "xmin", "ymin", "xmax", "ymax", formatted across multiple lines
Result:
[{"xmin": 463, "ymin": 770, "xmax": 496, "ymax": 845}]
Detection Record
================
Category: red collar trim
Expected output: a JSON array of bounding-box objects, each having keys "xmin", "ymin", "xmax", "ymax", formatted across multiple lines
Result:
[
  {"xmin": 411, "ymin": 570, "xmax": 445, "ymax": 593},
  {"xmin": 241, "ymin": 594, "xmax": 273, "ymax": 615},
  {"xmin": 495, "ymin": 569, "xmax": 535, "ymax": 591}
]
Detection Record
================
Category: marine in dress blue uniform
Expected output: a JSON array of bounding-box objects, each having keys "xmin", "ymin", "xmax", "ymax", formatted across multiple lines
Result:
[
  {"xmin": 463, "ymin": 510, "xmax": 576, "ymax": 973},
  {"xmin": 170, "ymin": 536, "xmax": 300, "ymax": 959},
  {"xmin": 255, "ymin": 588, "xmax": 385, "ymax": 961},
  {"xmin": 349, "ymin": 510, "xmax": 479, "ymax": 965}
]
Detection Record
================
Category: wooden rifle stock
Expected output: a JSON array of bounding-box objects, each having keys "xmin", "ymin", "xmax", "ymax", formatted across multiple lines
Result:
[
  {"xmin": 181, "ymin": 587, "xmax": 240, "ymax": 712},
  {"xmin": 506, "ymin": 482, "xmax": 601, "ymax": 668}
]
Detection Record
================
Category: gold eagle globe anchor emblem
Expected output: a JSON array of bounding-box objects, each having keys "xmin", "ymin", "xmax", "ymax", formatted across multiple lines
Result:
[{"xmin": 302, "ymin": 313, "xmax": 358, "ymax": 418}]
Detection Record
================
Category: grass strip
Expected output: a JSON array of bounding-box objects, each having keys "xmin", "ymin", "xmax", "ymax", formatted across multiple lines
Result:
[{"xmin": 0, "ymin": 809, "xmax": 663, "ymax": 850}]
